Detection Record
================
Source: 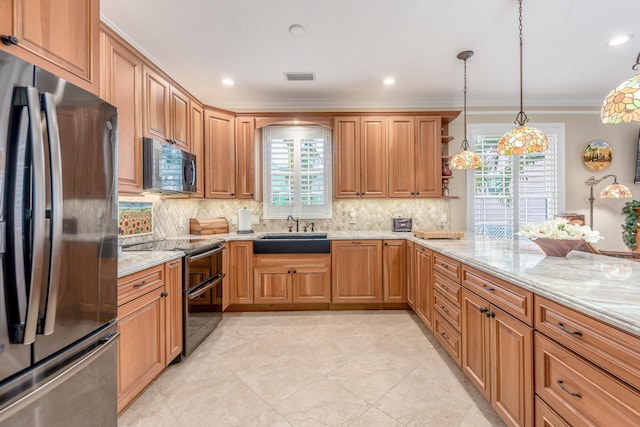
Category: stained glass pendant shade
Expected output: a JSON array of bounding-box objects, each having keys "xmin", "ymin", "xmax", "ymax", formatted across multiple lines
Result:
[
  {"xmin": 600, "ymin": 53, "xmax": 640, "ymax": 124},
  {"xmin": 450, "ymin": 50, "xmax": 481, "ymax": 170},
  {"xmin": 496, "ymin": 0, "xmax": 549, "ymax": 155}
]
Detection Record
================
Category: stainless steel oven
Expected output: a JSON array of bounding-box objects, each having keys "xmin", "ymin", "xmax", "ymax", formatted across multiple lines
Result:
[{"xmin": 183, "ymin": 244, "xmax": 225, "ymax": 357}]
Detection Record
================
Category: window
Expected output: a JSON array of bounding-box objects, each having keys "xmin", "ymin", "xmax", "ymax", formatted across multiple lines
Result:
[
  {"xmin": 467, "ymin": 124, "xmax": 565, "ymax": 239},
  {"xmin": 263, "ymin": 126, "xmax": 332, "ymax": 219}
]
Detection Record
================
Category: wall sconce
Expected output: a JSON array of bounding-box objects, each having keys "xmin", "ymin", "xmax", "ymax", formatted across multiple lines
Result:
[{"xmin": 585, "ymin": 174, "xmax": 633, "ymax": 229}]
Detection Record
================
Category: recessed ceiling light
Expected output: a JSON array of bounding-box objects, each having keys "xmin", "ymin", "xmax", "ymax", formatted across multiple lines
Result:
[
  {"xmin": 222, "ymin": 78, "xmax": 234, "ymax": 86},
  {"xmin": 608, "ymin": 34, "xmax": 633, "ymax": 46},
  {"xmin": 383, "ymin": 77, "xmax": 395, "ymax": 85},
  {"xmin": 289, "ymin": 24, "xmax": 305, "ymax": 37}
]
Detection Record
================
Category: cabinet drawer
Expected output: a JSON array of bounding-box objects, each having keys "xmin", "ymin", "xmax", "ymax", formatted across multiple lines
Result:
[
  {"xmin": 462, "ymin": 266, "xmax": 533, "ymax": 325},
  {"xmin": 118, "ymin": 264, "xmax": 164, "ymax": 306},
  {"xmin": 535, "ymin": 333, "xmax": 640, "ymax": 427},
  {"xmin": 535, "ymin": 295, "xmax": 640, "ymax": 390},
  {"xmin": 433, "ymin": 312, "xmax": 461, "ymax": 367},
  {"xmin": 432, "ymin": 252, "xmax": 460, "ymax": 282},
  {"xmin": 535, "ymin": 397, "xmax": 570, "ymax": 427},
  {"xmin": 433, "ymin": 271, "xmax": 461, "ymax": 306},
  {"xmin": 434, "ymin": 291, "xmax": 461, "ymax": 331}
]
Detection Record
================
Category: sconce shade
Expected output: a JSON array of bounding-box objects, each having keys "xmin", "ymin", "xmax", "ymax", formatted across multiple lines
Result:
[
  {"xmin": 600, "ymin": 74, "xmax": 640, "ymax": 124},
  {"xmin": 496, "ymin": 125, "xmax": 549, "ymax": 155},
  {"xmin": 451, "ymin": 149, "xmax": 482, "ymax": 169},
  {"xmin": 600, "ymin": 182, "xmax": 633, "ymax": 198}
]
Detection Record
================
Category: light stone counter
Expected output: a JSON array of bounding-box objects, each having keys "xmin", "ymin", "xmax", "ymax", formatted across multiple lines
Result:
[{"xmin": 118, "ymin": 250, "xmax": 184, "ymax": 277}]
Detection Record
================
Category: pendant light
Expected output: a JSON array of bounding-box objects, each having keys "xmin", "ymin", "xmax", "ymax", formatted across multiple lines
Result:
[
  {"xmin": 496, "ymin": 0, "xmax": 549, "ymax": 155},
  {"xmin": 600, "ymin": 52, "xmax": 640, "ymax": 124},
  {"xmin": 450, "ymin": 50, "xmax": 482, "ymax": 170}
]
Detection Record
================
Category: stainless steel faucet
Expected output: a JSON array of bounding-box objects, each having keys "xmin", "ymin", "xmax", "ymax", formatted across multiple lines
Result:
[{"xmin": 286, "ymin": 215, "xmax": 299, "ymax": 232}]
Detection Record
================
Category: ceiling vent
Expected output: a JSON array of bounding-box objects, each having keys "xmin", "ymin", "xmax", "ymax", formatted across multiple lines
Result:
[{"xmin": 284, "ymin": 72, "xmax": 315, "ymax": 81}]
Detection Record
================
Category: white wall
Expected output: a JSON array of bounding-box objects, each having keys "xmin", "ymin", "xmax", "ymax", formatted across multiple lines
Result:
[{"xmin": 447, "ymin": 108, "xmax": 640, "ymax": 251}]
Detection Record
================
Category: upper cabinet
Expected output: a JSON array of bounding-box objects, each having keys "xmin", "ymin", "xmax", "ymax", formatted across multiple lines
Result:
[
  {"xmin": 142, "ymin": 64, "xmax": 190, "ymax": 152},
  {"xmin": 100, "ymin": 25, "xmax": 143, "ymax": 195},
  {"xmin": 190, "ymin": 100, "xmax": 205, "ymax": 198},
  {"xmin": 334, "ymin": 116, "xmax": 387, "ymax": 198},
  {"xmin": 204, "ymin": 108, "xmax": 236, "ymax": 198},
  {"xmin": 235, "ymin": 117, "xmax": 257, "ymax": 199},
  {"xmin": 388, "ymin": 116, "xmax": 441, "ymax": 198},
  {"xmin": 0, "ymin": 0, "xmax": 100, "ymax": 94}
]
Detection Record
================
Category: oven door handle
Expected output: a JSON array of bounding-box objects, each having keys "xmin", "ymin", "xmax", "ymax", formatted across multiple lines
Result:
[
  {"xmin": 187, "ymin": 274, "xmax": 224, "ymax": 300},
  {"xmin": 187, "ymin": 245, "xmax": 224, "ymax": 261}
]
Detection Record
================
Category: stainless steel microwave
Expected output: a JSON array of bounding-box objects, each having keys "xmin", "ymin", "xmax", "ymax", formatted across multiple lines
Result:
[{"xmin": 142, "ymin": 137, "xmax": 196, "ymax": 193}]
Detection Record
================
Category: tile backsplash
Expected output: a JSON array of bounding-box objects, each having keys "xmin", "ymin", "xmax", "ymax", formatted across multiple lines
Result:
[{"xmin": 118, "ymin": 195, "xmax": 450, "ymax": 242}]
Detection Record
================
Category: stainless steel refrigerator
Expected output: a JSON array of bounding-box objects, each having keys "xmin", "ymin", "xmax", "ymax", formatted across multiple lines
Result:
[{"xmin": 0, "ymin": 50, "xmax": 118, "ymax": 426}]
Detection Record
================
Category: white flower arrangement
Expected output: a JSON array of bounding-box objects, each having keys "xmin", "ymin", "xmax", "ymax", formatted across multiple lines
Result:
[{"xmin": 517, "ymin": 218, "xmax": 603, "ymax": 243}]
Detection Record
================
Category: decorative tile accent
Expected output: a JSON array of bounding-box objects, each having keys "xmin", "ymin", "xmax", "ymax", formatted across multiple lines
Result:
[{"xmin": 118, "ymin": 202, "xmax": 153, "ymax": 236}]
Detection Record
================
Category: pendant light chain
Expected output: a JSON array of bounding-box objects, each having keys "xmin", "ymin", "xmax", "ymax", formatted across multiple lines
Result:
[
  {"xmin": 516, "ymin": 0, "xmax": 528, "ymax": 127},
  {"xmin": 462, "ymin": 56, "xmax": 469, "ymax": 150}
]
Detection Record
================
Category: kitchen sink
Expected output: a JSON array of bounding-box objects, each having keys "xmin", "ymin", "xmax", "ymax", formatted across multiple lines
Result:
[{"xmin": 253, "ymin": 233, "xmax": 330, "ymax": 254}]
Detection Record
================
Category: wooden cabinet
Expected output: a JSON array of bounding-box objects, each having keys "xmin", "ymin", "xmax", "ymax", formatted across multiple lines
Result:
[
  {"xmin": 222, "ymin": 242, "xmax": 230, "ymax": 311},
  {"xmin": 331, "ymin": 240, "xmax": 382, "ymax": 303},
  {"xmin": 253, "ymin": 254, "xmax": 331, "ymax": 304},
  {"xmin": 0, "ymin": 0, "xmax": 100, "ymax": 94},
  {"xmin": 142, "ymin": 64, "xmax": 190, "ymax": 152},
  {"xmin": 190, "ymin": 100, "xmax": 205, "ymax": 198},
  {"xmin": 334, "ymin": 116, "xmax": 387, "ymax": 198},
  {"xmin": 164, "ymin": 259, "xmax": 183, "ymax": 364},
  {"xmin": 534, "ymin": 397, "xmax": 570, "ymax": 427},
  {"xmin": 431, "ymin": 252, "xmax": 463, "ymax": 365},
  {"xmin": 228, "ymin": 241, "xmax": 254, "ymax": 304},
  {"xmin": 235, "ymin": 116, "xmax": 257, "ymax": 199},
  {"xmin": 100, "ymin": 25, "xmax": 143, "ymax": 195},
  {"xmin": 387, "ymin": 116, "xmax": 440, "ymax": 198},
  {"xmin": 414, "ymin": 245, "xmax": 433, "ymax": 330},
  {"xmin": 461, "ymin": 287, "xmax": 533, "ymax": 427},
  {"xmin": 204, "ymin": 108, "xmax": 236, "ymax": 198},
  {"xmin": 383, "ymin": 240, "xmax": 406, "ymax": 303},
  {"xmin": 406, "ymin": 240, "xmax": 415, "ymax": 309}
]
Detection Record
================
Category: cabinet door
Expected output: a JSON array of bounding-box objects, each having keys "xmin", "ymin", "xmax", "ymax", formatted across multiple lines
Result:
[
  {"xmin": 169, "ymin": 85, "xmax": 190, "ymax": 151},
  {"xmin": 100, "ymin": 27, "xmax": 143, "ymax": 195},
  {"xmin": 331, "ymin": 240, "xmax": 382, "ymax": 303},
  {"xmin": 414, "ymin": 245, "xmax": 433, "ymax": 329},
  {"xmin": 491, "ymin": 305, "xmax": 533, "ymax": 427},
  {"xmin": 204, "ymin": 108, "xmax": 236, "ymax": 198},
  {"xmin": 333, "ymin": 117, "xmax": 361, "ymax": 198},
  {"xmin": 117, "ymin": 286, "xmax": 165, "ymax": 412},
  {"xmin": 292, "ymin": 266, "xmax": 331, "ymax": 303},
  {"xmin": 235, "ymin": 117, "xmax": 256, "ymax": 199},
  {"xmin": 164, "ymin": 259, "xmax": 183, "ymax": 364},
  {"xmin": 414, "ymin": 117, "xmax": 441, "ymax": 198},
  {"xmin": 383, "ymin": 240, "xmax": 407, "ymax": 303},
  {"xmin": 360, "ymin": 116, "xmax": 387, "ymax": 198},
  {"xmin": 222, "ymin": 243, "xmax": 230, "ymax": 311},
  {"xmin": 254, "ymin": 266, "xmax": 291, "ymax": 304},
  {"xmin": 0, "ymin": 0, "xmax": 99, "ymax": 93},
  {"xmin": 190, "ymin": 100, "xmax": 205, "ymax": 198},
  {"xmin": 387, "ymin": 116, "xmax": 415, "ymax": 197},
  {"xmin": 229, "ymin": 241, "xmax": 253, "ymax": 304},
  {"xmin": 406, "ymin": 241, "xmax": 415, "ymax": 309},
  {"xmin": 142, "ymin": 64, "xmax": 171, "ymax": 141},
  {"xmin": 461, "ymin": 288, "xmax": 491, "ymax": 400}
]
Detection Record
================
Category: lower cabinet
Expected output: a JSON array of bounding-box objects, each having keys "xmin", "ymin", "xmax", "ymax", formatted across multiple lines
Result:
[
  {"xmin": 461, "ymin": 288, "xmax": 533, "ymax": 427},
  {"xmin": 253, "ymin": 254, "xmax": 331, "ymax": 304},
  {"xmin": 331, "ymin": 240, "xmax": 382, "ymax": 303},
  {"xmin": 406, "ymin": 240, "xmax": 415, "ymax": 309},
  {"xmin": 116, "ymin": 261, "xmax": 182, "ymax": 412},
  {"xmin": 228, "ymin": 240, "xmax": 254, "ymax": 304},
  {"xmin": 382, "ymin": 240, "xmax": 407, "ymax": 303}
]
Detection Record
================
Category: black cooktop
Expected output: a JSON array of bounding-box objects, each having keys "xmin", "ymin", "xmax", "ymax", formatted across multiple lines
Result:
[{"xmin": 122, "ymin": 238, "xmax": 223, "ymax": 255}]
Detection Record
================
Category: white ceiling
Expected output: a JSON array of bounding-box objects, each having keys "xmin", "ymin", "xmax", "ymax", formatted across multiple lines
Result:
[{"xmin": 101, "ymin": 0, "xmax": 640, "ymax": 111}]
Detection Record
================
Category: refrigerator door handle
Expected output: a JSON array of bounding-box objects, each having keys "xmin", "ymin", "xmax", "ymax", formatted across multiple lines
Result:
[
  {"xmin": 8, "ymin": 86, "xmax": 47, "ymax": 345},
  {"xmin": 40, "ymin": 92, "xmax": 63, "ymax": 336},
  {"xmin": 0, "ymin": 331, "xmax": 119, "ymax": 424}
]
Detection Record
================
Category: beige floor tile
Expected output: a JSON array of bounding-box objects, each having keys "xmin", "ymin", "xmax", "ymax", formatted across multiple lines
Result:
[
  {"xmin": 117, "ymin": 384, "xmax": 178, "ymax": 427},
  {"xmin": 349, "ymin": 407, "xmax": 404, "ymax": 427}
]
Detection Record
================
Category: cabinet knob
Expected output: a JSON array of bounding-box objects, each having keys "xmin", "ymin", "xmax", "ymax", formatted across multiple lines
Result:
[
  {"xmin": 479, "ymin": 307, "xmax": 488, "ymax": 314},
  {"xmin": 1, "ymin": 35, "xmax": 19, "ymax": 46},
  {"xmin": 288, "ymin": 269, "xmax": 291, "ymax": 273},
  {"xmin": 410, "ymin": 192, "xmax": 415, "ymax": 196},
  {"xmin": 293, "ymin": 269, "xmax": 297, "ymax": 274},
  {"xmin": 416, "ymin": 192, "xmax": 420, "ymax": 196},
  {"xmin": 250, "ymin": 193, "xmax": 254, "ymax": 197},
  {"xmin": 161, "ymin": 292, "xmax": 168, "ymax": 298},
  {"xmin": 230, "ymin": 193, "xmax": 235, "ymax": 196}
]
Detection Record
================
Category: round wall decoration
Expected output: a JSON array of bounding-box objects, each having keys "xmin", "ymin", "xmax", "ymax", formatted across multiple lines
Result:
[{"xmin": 583, "ymin": 140, "xmax": 612, "ymax": 171}]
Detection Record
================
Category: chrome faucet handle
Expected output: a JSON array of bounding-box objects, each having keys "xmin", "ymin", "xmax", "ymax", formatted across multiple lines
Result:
[{"xmin": 303, "ymin": 224, "xmax": 308, "ymax": 232}]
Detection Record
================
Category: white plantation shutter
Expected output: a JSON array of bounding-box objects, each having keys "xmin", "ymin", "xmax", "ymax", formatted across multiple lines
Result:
[
  {"xmin": 468, "ymin": 124, "xmax": 565, "ymax": 239},
  {"xmin": 264, "ymin": 126, "xmax": 332, "ymax": 219}
]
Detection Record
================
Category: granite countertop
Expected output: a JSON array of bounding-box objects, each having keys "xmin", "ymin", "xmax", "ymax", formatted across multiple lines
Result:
[{"xmin": 117, "ymin": 230, "xmax": 640, "ymax": 337}]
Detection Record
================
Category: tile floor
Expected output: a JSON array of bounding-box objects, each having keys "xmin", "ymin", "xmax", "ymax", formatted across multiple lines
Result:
[{"xmin": 118, "ymin": 310, "xmax": 506, "ymax": 426}]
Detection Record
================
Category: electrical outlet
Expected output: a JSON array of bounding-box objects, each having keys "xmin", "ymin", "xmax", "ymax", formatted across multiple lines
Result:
[
  {"xmin": 441, "ymin": 214, "xmax": 448, "ymax": 223},
  {"xmin": 349, "ymin": 212, "xmax": 357, "ymax": 224}
]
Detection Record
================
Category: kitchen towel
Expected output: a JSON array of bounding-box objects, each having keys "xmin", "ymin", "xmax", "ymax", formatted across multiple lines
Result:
[{"xmin": 238, "ymin": 208, "xmax": 253, "ymax": 233}]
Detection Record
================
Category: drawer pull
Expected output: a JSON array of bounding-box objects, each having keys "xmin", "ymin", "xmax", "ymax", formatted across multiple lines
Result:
[
  {"xmin": 440, "ymin": 332, "xmax": 449, "ymax": 340},
  {"xmin": 441, "ymin": 285, "xmax": 449, "ymax": 291},
  {"xmin": 441, "ymin": 263, "xmax": 449, "ymax": 269},
  {"xmin": 482, "ymin": 284, "xmax": 495, "ymax": 292},
  {"xmin": 557, "ymin": 322, "xmax": 583, "ymax": 336},
  {"xmin": 441, "ymin": 306, "xmax": 449, "ymax": 313},
  {"xmin": 132, "ymin": 281, "xmax": 147, "ymax": 288},
  {"xmin": 556, "ymin": 379, "xmax": 582, "ymax": 398}
]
